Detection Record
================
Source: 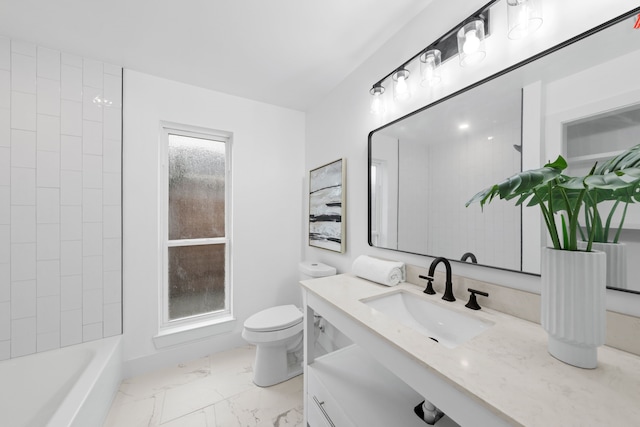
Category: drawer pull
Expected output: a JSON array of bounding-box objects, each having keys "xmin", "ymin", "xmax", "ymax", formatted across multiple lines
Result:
[{"xmin": 313, "ymin": 396, "xmax": 335, "ymax": 427}]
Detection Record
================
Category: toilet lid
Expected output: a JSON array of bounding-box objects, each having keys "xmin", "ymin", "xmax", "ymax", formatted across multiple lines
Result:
[{"xmin": 244, "ymin": 305, "xmax": 303, "ymax": 332}]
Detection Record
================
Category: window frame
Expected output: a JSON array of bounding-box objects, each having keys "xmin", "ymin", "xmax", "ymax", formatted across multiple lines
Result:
[{"xmin": 158, "ymin": 122, "xmax": 233, "ymax": 333}]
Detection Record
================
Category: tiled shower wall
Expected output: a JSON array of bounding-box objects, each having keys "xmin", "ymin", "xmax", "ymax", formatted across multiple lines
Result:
[{"xmin": 0, "ymin": 37, "xmax": 122, "ymax": 360}]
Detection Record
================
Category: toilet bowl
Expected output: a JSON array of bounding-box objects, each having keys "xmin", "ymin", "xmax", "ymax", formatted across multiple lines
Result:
[{"xmin": 242, "ymin": 261, "xmax": 336, "ymax": 387}]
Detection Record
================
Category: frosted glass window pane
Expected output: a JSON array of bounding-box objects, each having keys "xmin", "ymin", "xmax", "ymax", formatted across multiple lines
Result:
[
  {"xmin": 168, "ymin": 244, "xmax": 225, "ymax": 320},
  {"xmin": 168, "ymin": 134, "xmax": 225, "ymax": 240}
]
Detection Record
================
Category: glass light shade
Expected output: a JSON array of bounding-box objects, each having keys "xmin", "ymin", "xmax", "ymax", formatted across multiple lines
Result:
[
  {"xmin": 457, "ymin": 20, "xmax": 486, "ymax": 67},
  {"xmin": 392, "ymin": 68, "xmax": 411, "ymax": 101},
  {"xmin": 369, "ymin": 85, "xmax": 386, "ymax": 115},
  {"xmin": 420, "ymin": 49, "xmax": 442, "ymax": 87},
  {"xmin": 507, "ymin": 0, "xmax": 543, "ymax": 39}
]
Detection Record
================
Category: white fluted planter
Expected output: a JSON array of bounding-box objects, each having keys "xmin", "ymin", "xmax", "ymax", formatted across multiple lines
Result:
[
  {"xmin": 578, "ymin": 242, "xmax": 627, "ymax": 289},
  {"xmin": 540, "ymin": 247, "xmax": 606, "ymax": 369}
]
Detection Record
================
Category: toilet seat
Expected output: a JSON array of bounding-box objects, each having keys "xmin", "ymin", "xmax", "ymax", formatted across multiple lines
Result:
[{"xmin": 244, "ymin": 304, "xmax": 302, "ymax": 332}]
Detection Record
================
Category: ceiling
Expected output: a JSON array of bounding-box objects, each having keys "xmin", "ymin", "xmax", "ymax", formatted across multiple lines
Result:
[{"xmin": 0, "ymin": 0, "xmax": 433, "ymax": 111}]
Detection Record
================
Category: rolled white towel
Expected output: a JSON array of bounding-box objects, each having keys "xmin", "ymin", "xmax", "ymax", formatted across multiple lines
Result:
[{"xmin": 352, "ymin": 255, "xmax": 405, "ymax": 287}]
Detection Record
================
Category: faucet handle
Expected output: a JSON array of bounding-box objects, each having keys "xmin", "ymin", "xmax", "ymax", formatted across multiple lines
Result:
[
  {"xmin": 465, "ymin": 288, "xmax": 489, "ymax": 310},
  {"xmin": 418, "ymin": 275, "xmax": 436, "ymax": 295}
]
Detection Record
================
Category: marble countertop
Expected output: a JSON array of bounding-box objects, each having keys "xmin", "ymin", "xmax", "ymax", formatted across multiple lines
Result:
[{"xmin": 301, "ymin": 274, "xmax": 640, "ymax": 427}]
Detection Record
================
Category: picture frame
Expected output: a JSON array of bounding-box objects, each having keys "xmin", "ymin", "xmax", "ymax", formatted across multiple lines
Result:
[{"xmin": 309, "ymin": 158, "xmax": 346, "ymax": 253}]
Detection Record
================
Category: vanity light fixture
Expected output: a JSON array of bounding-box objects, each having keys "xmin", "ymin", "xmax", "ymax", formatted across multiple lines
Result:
[
  {"xmin": 392, "ymin": 68, "xmax": 411, "ymax": 101},
  {"xmin": 420, "ymin": 49, "xmax": 442, "ymax": 87},
  {"xmin": 369, "ymin": 84, "xmax": 386, "ymax": 115},
  {"xmin": 457, "ymin": 19, "xmax": 487, "ymax": 67},
  {"xmin": 507, "ymin": 0, "xmax": 543, "ymax": 40}
]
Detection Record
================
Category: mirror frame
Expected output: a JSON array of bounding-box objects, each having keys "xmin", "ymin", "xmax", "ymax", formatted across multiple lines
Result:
[{"xmin": 368, "ymin": 5, "xmax": 640, "ymax": 285}]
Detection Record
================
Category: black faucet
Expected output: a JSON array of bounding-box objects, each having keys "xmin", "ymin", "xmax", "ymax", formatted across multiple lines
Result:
[
  {"xmin": 460, "ymin": 252, "xmax": 477, "ymax": 264},
  {"xmin": 422, "ymin": 257, "xmax": 455, "ymax": 302}
]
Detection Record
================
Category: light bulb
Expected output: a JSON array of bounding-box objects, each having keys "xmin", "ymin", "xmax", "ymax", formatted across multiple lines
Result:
[
  {"xmin": 392, "ymin": 69, "xmax": 411, "ymax": 101},
  {"xmin": 463, "ymin": 29, "xmax": 481, "ymax": 54},
  {"xmin": 369, "ymin": 85, "xmax": 385, "ymax": 115}
]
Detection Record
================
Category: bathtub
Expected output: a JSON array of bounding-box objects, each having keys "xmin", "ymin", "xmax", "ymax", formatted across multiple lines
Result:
[{"xmin": 0, "ymin": 335, "xmax": 122, "ymax": 427}]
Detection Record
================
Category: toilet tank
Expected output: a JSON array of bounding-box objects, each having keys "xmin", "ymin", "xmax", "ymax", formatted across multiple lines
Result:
[{"xmin": 299, "ymin": 261, "xmax": 336, "ymax": 281}]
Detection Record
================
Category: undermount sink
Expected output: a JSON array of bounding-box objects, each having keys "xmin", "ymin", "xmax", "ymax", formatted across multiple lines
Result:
[{"xmin": 361, "ymin": 291, "xmax": 493, "ymax": 349}]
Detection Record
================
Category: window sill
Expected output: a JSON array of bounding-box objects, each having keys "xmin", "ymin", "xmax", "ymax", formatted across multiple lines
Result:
[{"xmin": 153, "ymin": 315, "xmax": 236, "ymax": 349}]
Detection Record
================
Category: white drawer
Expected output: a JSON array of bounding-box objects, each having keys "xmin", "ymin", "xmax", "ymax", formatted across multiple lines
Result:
[{"xmin": 307, "ymin": 366, "xmax": 355, "ymax": 427}]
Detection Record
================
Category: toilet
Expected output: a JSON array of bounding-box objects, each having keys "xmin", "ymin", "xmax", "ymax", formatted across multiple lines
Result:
[{"xmin": 242, "ymin": 261, "xmax": 336, "ymax": 387}]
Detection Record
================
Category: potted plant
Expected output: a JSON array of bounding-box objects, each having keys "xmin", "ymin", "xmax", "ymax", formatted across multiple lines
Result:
[
  {"xmin": 577, "ymin": 144, "xmax": 640, "ymax": 289},
  {"xmin": 466, "ymin": 150, "xmax": 640, "ymax": 368}
]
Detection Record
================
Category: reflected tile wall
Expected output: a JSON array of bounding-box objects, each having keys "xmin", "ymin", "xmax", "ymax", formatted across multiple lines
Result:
[{"xmin": 0, "ymin": 36, "xmax": 122, "ymax": 361}]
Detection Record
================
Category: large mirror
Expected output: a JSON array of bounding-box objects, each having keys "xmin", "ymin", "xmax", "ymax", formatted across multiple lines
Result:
[{"xmin": 369, "ymin": 8, "xmax": 640, "ymax": 293}]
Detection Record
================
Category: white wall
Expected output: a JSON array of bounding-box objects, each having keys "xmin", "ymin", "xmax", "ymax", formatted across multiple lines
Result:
[
  {"xmin": 0, "ymin": 37, "xmax": 122, "ymax": 361},
  {"xmin": 123, "ymin": 70, "xmax": 305, "ymax": 375},
  {"xmin": 304, "ymin": 0, "xmax": 640, "ymax": 315}
]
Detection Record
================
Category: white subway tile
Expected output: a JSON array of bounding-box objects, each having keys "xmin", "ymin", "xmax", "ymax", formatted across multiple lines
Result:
[
  {"xmin": 60, "ymin": 135, "xmax": 82, "ymax": 170},
  {"xmin": 61, "ymin": 205, "xmax": 82, "ymax": 240},
  {"xmin": 82, "ymin": 189, "xmax": 102, "ymax": 222},
  {"xmin": 37, "ymin": 150, "xmax": 61, "ymax": 188},
  {"xmin": 83, "ymin": 256, "xmax": 102, "ymax": 291},
  {"xmin": 11, "ymin": 243, "xmax": 36, "ymax": 281},
  {"xmin": 37, "ymin": 260, "xmax": 60, "ymax": 297},
  {"xmin": 0, "ymin": 108, "xmax": 9, "ymax": 144},
  {"xmin": 0, "ymin": 70, "xmax": 9, "ymax": 109},
  {"xmin": 0, "ymin": 264, "xmax": 9, "ymax": 302},
  {"xmin": 11, "ymin": 91, "xmax": 36, "ymax": 131},
  {"xmin": 37, "ymin": 295, "xmax": 60, "ymax": 333},
  {"xmin": 11, "ymin": 167, "xmax": 36, "ymax": 205},
  {"xmin": 103, "ymin": 74, "xmax": 122, "ymax": 108},
  {"xmin": 103, "ymin": 63, "xmax": 121, "ymax": 77},
  {"xmin": 83, "ymin": 154, "xmax": 102, "ymax": 188},
  {"xmin": 82, "ymin": 223, "xmax": 102, "ymax": 257},
  {"xmin": 61, "ymin": 275, "xmax": 81, "ymax": 311},
  {"xmin": 0, "ymin": 187, "xmax": 7, "ymax": 225},
  {"xmin": 37, "ymin": 223, "xmax": 60, "ymax": 260},
  {"xmin": 103, "ymin": 270, "xmax": 121, "ymax": 304},
  {"xmin": 60, "ymin": 309, "xmax": 82, "ymax": 347},
  {"xmin": 60, "ymin": 240, "xmax": 82, "ymax": 276},
  {"xmin": 0, "ymin": 225, "xmax": 8, "ymax": 264},
  {"xmin": 83, "ymin": 288, "xmax": 102, "ymax": 325},
  {"xmin": 83, "ymin": 59, "xmax": 103, "ymax": 89},
  {"xmin": 103, "ymin": 303, "xmax": 121, "ymax": 337},
  {"xmin": 60, "ymin": 100, "xmax": 82, "ymax": 136},
  {"xmin": 103, "ymin": 238, "xmax": 120, "ymax": 272},
  {"xmin": 82, "ymin": 86, "xmax": 102, "ymax": 122},
  {"xmin": 61, "ymin": 53, "xmax": 82, "ymax": 68},
  {"xmin": 103, "ymin": 138, "xmax": 121, "ymax": 173},
  {"xmin": 82, "ymin": 120, "xmax": 102, "ymax": 155},
  {"xmin": 0, "ymin": 302, "xmax": 9, "ymax": 339},
  {"xmin": 37, "ymin": 331, "xmax": 60, "ymax": 352},
  {"xmin": 11, "ymin": 53, "xmax": 36, "ymax": 93},
  {"xmin": 37, "ymin": 77, "xmax": 60, "ymax": 116},
  {"xmin": 60, "ymin": 170, "xmax": 82, "ymax": 205},
  {"xmin": 0, "ymin": 148, "xmax": 9, "ymax": 185},
  {"xmin": 103, "ymin": 107, "xmax": 121, "ymax": 141},
  {"xmin": 37, "ymin": 47, "xmax": 61, "ymax": 81},
  {"xmin": 11, "ymin": 129, "xmax": 36, "ymax": 168},
  {"xmin": 11, "ymin": 205, "xmax": 36, "ymax": 243},
  {"xmin": 11, "ymin": 317, "xmax": 36, "ymax": 357},
  {"xmin": 0, "ymin": 37, "xmax": 9, "ymax": 70},
  {"xmin": 61, "ymin": 64, "xmax": 82, "ymax": 101},
  {"xmin": 83, "ymin": 322, "xmax": 103, "ymax": 342},
  {"xmin": 11, "ymin": 280, "xmax": 36, "ymax": 319},
  {"xmin": 37, "ymin": 188, "xmax": 60, "ymax": 224},
  {"xmin": 37, "ymin": 114, "xmax": 60, "ymax": 151},
  {"xmin": 103, "ymin": 205, "xmax": 121, "ymax": 239},
  {"xmin": 11, "ymin": 41, "xmax": 35, "ymax": 57}
]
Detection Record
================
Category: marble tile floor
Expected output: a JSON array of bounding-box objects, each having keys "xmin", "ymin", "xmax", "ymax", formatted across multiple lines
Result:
[{"xmin": 103, "ymin": 345, "xmax": 304, "ymax": 427}]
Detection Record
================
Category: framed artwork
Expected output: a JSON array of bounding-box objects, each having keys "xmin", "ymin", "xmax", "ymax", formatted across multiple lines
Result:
[{"xmin": 309, "ymin": 158, "xmax": 346, "ymax": 253}]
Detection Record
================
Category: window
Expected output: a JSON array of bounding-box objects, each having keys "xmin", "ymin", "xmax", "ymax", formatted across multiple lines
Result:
[{"xmin": 160, "ymin": 124, "xmax": 232, "ymax": 330}]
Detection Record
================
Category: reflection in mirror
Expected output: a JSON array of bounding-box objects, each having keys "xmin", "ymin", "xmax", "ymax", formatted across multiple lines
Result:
[{"xmin": 369, "ymin": 8, "xmax": 640, "ymax": 294}]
